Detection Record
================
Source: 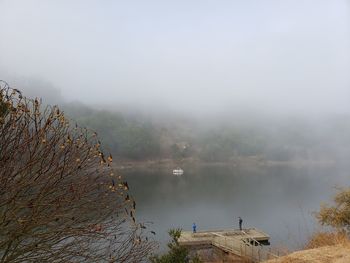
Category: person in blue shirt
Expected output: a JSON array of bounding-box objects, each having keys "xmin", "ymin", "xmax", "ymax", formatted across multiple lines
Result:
[{"xmin": 192, "ymin": 222, "xmax": 197, "ymax": 233}]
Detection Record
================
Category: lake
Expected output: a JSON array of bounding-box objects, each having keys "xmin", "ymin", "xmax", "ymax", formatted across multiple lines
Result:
[{"xmin": 123, "ymin": 163, "xmax": 349, "ymax": 251}]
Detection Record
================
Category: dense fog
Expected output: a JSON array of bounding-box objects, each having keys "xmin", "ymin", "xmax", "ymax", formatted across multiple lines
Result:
[
  {"xmin": 1, "ymin": 0, "xmax": 350, "ymax": 164},
  {"xmin": 1, "ymin": 0, "xmax": 349, "ymax": 116}
]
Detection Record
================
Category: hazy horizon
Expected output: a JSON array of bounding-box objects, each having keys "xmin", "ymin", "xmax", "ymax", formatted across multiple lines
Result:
[{"xmin": 1, "ymin": 0, "xmax": 349, "ymax": 117}]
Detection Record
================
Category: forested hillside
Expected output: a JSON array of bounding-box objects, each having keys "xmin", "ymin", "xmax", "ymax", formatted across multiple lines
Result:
[
  {"xmin": 63, "ymin": 102, "xmax": 350, "ymax": 163},
  {"xmin": 64, "ymin": 103, "xmax": 161, "ymax": 160},
  {"xmin": 5, "ymin": 77, "xmax": 350, "ymax": 163}
]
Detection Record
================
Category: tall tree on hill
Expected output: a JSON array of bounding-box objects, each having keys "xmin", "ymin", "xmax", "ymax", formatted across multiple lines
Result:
[{"xmin": 0, "ymin": 80, "xmax": 156, "ymax": 262}]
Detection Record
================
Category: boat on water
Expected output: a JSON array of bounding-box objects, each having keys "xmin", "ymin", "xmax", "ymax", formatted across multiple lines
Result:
[{"xmin": 172, "ymin": 168, "xmax": 184, "ymax": 176}]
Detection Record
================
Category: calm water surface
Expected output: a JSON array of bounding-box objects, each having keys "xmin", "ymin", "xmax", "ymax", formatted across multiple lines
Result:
[{"xmin": 124, "ymin": 164, "xmax": 349, "ymax": 250}]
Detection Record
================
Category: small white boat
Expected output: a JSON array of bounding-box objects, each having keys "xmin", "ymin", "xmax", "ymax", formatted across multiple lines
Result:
[{"xmin": 172, "ymin": 168, "xmax": 184, "ymax": 176}]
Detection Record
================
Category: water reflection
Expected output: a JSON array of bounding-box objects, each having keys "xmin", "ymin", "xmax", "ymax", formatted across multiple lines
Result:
[{"xmin": 124, "ymin": 165, "xmax": 348, "ymax": 250}]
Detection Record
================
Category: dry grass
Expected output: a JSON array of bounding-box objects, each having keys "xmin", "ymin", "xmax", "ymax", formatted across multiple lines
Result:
[
  {"xmin": 264, "ymin": 231, "xmax": 350, "ymax": 263},
  {"xmin": 304, "ymin": 231, "xmax": 349, "ymax": 249},
  {"xmin": 277, "ymin": 259, "xmax": 307, "ymax": 263}
]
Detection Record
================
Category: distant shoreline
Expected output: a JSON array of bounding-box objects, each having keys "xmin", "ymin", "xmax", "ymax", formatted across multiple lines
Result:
[{"xmin": 113, "ymin": 156, "xmax": 336, "ymax": 171}]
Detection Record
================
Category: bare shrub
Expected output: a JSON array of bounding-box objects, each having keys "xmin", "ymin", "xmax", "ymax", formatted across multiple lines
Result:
[{"xmin": 0, "ymin": 80, "xmax": 156, "ymax": 262}]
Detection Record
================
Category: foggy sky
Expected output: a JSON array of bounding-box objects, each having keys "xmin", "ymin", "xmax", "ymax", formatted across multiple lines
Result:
[{"xmin": 0, "ymin": 0, "xmax": 349, "ymax": 115}]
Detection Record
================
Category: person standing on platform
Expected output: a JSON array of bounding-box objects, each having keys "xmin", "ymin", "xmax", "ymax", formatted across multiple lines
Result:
[
  {"xmin": 239, "ymin": 217, "xmax": 243, "ymax": 231},
  {"xmin": 192, "ymin": 222, "xmax": 197, "ymax": 233}
]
